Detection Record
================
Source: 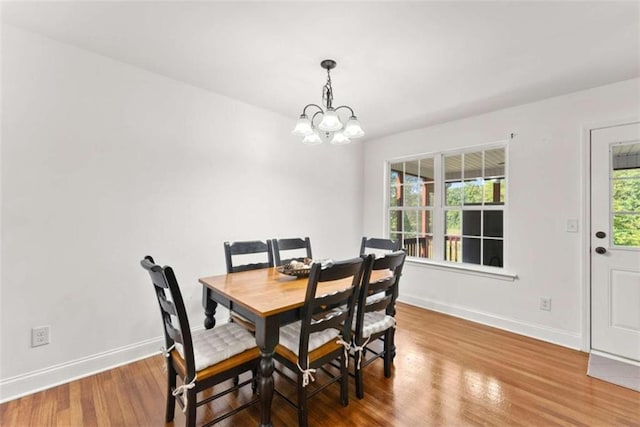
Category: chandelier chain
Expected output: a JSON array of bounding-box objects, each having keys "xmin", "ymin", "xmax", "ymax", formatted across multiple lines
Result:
[{"xmin": 322, "ymin": 68, "xmax": 333, "ymax": 110}]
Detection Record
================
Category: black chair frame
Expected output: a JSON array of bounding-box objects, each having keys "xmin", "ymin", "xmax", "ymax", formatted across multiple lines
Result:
[
  {"xmin": 273, "ymin": 257, "xmax": 365, "ymax": 427},
  {"xmin": 352, "ymin": 250, "xmax": 406, "ymax": 399},
  {"xmin": 141, "ymin": 256, "xmax": 259, "ymax": 426}
]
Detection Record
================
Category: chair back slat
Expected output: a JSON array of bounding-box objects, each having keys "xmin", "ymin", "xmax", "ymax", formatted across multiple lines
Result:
[
  {"xmin": 313, "ymin": 287, "xmax": 355, "ymax": 309},
  {"xmin": 308, "ymin": 311, "xmax": 346, "ymax": 334},
  {"xmin": 272, "ymin": 237, "xmax": 312, "ymax": 266},
  {"xmin": 158, "ymin": 293, "xmax": 177, "ymax": 316},
  {"xmin": 308, "ymin": 286, "xmax": 356, "ymax": 333},
  {"xmin": 297, "ymin": 257, "xmax": 365, "ymax": 365},
  {"xmin": 224, "ymin": 240, "xmax": 274, "ymax": 273},
  {"xmin": 148, "ymin": 267, "xmax": 170, "ymax": 289},
  {"xmin": 363, "ymin": 295, "xmax": 392, "ymax": 314},
  {"xmin": 141, "ymin": 256, "xmax": 196, "ymax": 379},
  {"xmin": 164, "ymin": 318, "xmax": 183, "ymax": 344},
  {"xmin": 354, "ymin": 251, "xmax": 406, "ymax": 344},
  {"xmin": 367, "ymin": 276, "xmax": 395, "ymax": 295},
  {"xmin": 228, "ymin": 240, "xmax": 271, "ymax": 255},
  {"xmin": 360, "ymin": 237, "xmax": 402, "ymax": 256}
]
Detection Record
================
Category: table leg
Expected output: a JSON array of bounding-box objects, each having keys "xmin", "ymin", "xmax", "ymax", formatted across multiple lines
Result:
[
  {"xmin": 202, "ymin": 288, "xmax": 217, "ymax": 329},
  {"xmin": 255, "ymin": 316, "xmax": 279, "ymax": 427}
]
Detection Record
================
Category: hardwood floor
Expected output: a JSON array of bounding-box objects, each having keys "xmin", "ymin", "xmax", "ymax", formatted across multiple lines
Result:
[{"xmin": 2, "ymin": 303, "xmax": 639, "ymax": 426}]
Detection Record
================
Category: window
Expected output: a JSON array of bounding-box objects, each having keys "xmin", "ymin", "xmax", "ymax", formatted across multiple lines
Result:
[
  {"xmin": 611, "ymin": 142, "xmax": 640, "ymax": 247},
  {"xmin": 389, "ymin": 158, "xmax": 435, "ymax": 258},
  {"xmin": 388, "ymin": 144, "xmax": 506, "ymax": 268}
]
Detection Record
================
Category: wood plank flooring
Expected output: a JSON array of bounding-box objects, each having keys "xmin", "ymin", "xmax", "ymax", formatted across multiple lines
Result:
[{"xmin": 2, "ymin": 303, "xmax": 639, "ymax": 426}]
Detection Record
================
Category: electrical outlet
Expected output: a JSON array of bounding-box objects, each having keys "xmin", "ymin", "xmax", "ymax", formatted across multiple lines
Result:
[
  {"xmin": 539, "ymin": 297, "xmax": 552, "ymax": 311},
  {"xmin": 31, "ymin": 326, "xmax": 50, "ymax": 347}
]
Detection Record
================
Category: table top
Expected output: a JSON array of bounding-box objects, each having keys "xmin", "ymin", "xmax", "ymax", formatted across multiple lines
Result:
[{"xmin": 199, "ymin": 267, "xmax": 388, "ymax": 318}]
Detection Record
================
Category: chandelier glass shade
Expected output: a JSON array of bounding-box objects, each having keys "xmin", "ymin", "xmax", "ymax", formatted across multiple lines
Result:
[{"xmin": 292, "ymin": 59, "xmax": 365, "ymax": 145}]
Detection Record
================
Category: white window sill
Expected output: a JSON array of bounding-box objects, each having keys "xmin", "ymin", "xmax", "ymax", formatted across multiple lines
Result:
[{"xmin": 406, "ymin": 257, "xmax": 518, "ymax": 281}]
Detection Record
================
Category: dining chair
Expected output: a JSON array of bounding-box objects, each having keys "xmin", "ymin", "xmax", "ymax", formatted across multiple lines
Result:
[
  {"xmin": 140, "ymin": 256, "xmax": 260, "ymax": 426},
  {"xmin": 272, "ymin": 237, "xmax": 313, "ymax": 266},
  {"xmin": 224, "ymin": 240, "xmax": 274, "ymax": 333},
  {"xmin": 273, "ymin": 257, "xmax": 366, "ymax": 427},
  {"xmin": 359, "ymin": 236, "xmax": 402, "ymax": 256},
  {"xmin": 352, "ymin": 250, "xmax": 406, "ymax": 399}
]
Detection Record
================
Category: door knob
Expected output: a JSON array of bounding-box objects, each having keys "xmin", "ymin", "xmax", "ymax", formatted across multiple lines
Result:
[
  {"xmin": 595, "ymin": 247, "xmax": 607, "ymax": 254},
  {"xmin": 595, "ymin": 231, "xmax": 606, "ymax": 239}
]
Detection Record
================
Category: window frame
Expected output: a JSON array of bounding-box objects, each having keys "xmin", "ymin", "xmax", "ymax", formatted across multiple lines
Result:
[{"xmin": 385, "ymin": 141, "xmax": 515, "ymax": 279}]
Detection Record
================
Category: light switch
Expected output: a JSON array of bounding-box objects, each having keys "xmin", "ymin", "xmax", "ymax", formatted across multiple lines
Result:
[{"xmin": 566, "ymin": 219, "xmax": 579, "ymax": 232}]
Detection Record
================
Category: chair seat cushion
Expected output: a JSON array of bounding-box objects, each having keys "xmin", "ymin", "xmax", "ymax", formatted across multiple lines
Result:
[
  {"xmin": 176, "ymin": 322, "xmax": 257, "ymax": 371},
  {"xmin": 279, "ymin": 321, "xmax": 340, "ymax": 356},
  {"xmin": 353, "ymin": 311, "xmax": 396, "ymax": 338}
]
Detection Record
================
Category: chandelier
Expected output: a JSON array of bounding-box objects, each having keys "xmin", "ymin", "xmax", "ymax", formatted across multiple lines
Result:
[{"xmin": 292, "ymin": 59, "xmax": 365, "ymax": 145}]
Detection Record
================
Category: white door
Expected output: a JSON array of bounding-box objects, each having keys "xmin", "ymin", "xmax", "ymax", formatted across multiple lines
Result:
[{"xmin": 591, "ymin": 122, "xmax": 640, "ymax": 362}]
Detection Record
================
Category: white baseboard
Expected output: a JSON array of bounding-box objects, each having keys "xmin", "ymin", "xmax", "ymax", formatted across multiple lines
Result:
[
  {"xmin": 590, "ymin": 349, "xmax": 640, "ymax": 367},
  {"xmin": 0, "ymin": 335, "xmax": 165, "ymax": 403},
  {"xmin": 398, "ymin": 294, "xmax": 582, "ymax": 350}
]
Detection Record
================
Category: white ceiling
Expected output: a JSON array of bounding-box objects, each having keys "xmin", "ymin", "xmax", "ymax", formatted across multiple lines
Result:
[{"xmin": 2, "ymin": 1, "xmax": 639, "ymax": 140}]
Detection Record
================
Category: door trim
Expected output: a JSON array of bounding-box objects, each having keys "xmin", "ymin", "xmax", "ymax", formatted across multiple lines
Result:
[{"xmin": 582, "ymin": 117, "xmax": 640, "ymax": 353}]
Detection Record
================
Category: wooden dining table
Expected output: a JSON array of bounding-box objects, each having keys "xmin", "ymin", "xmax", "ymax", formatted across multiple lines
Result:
[{"xmin": 198, "ymin": 266, "xmax": 388, "ymax": 427}]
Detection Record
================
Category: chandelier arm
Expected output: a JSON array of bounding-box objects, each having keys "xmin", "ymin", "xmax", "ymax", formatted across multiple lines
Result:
[
  {"xmin": 310, "ymin": 111, "xmax": 324, "ymax": 127},
  {"xmin": 333, "ymin": 105, "xmax": 356, "ymax": 117},
  {"xmin": 302, "ymin": 103, "xmax": 324, "ymax": 116}
]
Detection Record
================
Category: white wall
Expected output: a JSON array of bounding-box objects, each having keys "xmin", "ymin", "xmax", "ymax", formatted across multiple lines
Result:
[
  {"xmin": 363, "ymin": 78, "xmax": 640, "ymax": 349},
  {"xmin": 0, "ymin": 26, "xmax": 363, "ymax": 401}
]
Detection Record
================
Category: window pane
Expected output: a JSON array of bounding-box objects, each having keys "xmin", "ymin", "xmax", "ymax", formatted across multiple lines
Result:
[
  {"xmin": 418, "ymin": 210, "xmax": 433, "ymax": 234},
  {"xmin": 484, "ymin": 178, "xmax": 505, "ymax": 205},
  {"xmin": 613, "ymin": 214, "xmax": 640, "ymax": 247},
  {"xmin": 445, "ymin": 181, "xmax": 463, "ymax": 206},
  {"xmin": 390, "ymin": 185, "xmax": 400, "ymax": 207},
  {"xmin": 485, "ymin": 148, "xmax": 505, "ymax": 177},
  {"xmin": 483, "ymin": 211, "xmax": 503, "ymax": 237},
  {"xmin": 462, "ymin": 210, "xmax": 481, "ymax": 236},
  {"xmin": 403, "ymin": 211, "xmax": 418, "ymax": 236},
  {"xmin": 390, "ymin": 163, "xmax": 403, "ymax": 185},
  {"xmin": 404, "ymin": 182, "xmax": 421, "ymax": 207},
  {"xmin": 464, "ymin": 152, "xmax": 483, "ymax": 179},
  {"xmin": 613, "ymin": 168, "xmax": 640, "ymax": 179},
  {"xmin": 462, "ymin": 237, "xmax": 481, "ymax": 264},
  {"xmin": 446, "ymin": 210, "xmax": 461, "ymax": 235},
  {"xmin": 405, "ymin": 160, "xmax": 419, "ymax": 180},
  {"xmin": 389, "ymin": 210, "xmax": 401, "ymax": 234},
  {"xmin": 445, "ymin": 236, "xmax": 461, "ymax": 262},
  {"xmin": 424, "ymin": 182, "xmax": 435, "ymax": 206},
  {"xmin": 390, "ymin": 232, "xmax": 401, "ymax": 242},
  {"xmin": 445, "ymin": 154, "xmax": 462, "ymax": 180},
  {"xmin": 612, "ymin": 143, "xmax": 640, "ymax": 177},
  {"xmin": 390, "ymin": 162, "xmax": 403, "ymax": 208},
  {"xmin": 418, "ymin": 235, "xmax": 433, "ymax": 259},
  {"xmin": 463, "ymin": 179, "xmax": 483, "ymax": 205},
  {"xmin": 483, "ymin": 239, "xmax": 503, "ymax": 267},
  {"xmin": 612, "ymin": 177, "xmax": 640, "ymax": 212},
  {"xmin": 420, "ymin": 158, "xmax": 435, "ymax": 182}
]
